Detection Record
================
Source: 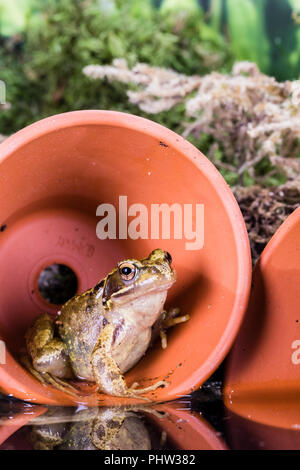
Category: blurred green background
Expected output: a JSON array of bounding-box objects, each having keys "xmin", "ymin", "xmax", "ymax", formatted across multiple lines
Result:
[
  {"xmin": 2, "ymin": 0, "xmax": 300, "ymax": 80},
  {"xmin": 1, "ymin": 0, "xmax": 300, "ymax": 132},
  {"xmin": 0, "ymin": 0, "xmax": 299, "ymax": 187}
]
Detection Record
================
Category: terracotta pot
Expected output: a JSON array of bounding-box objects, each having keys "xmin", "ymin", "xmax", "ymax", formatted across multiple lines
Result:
[
  {"xmin": 225, "ymin": 396, "xmax": 300, "ymax": 434},
  {"xmin": 226, "ymin": 401, "xmax": 300, "ymax": 449},
  {"xmin": 0, "ymin": 110, "xmax": 251, "ymax": 405},
  {"xmin": 224, "ymin": 205, "xmax": 300, "ymax": 404}
]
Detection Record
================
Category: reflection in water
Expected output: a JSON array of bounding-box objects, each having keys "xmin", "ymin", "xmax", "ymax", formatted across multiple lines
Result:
[
  {"xmin": 28, "ymin": 406, "xmax": 169, "ymax": 450},
  {"xmin": 4, "ymin": 376, "xmax": 300, "ymax": 449},
  {"xmin": 227, "ymin": 409, "xmax": 300, "ymax": 451},
  {"xmin": 0, "ymin": 395, "xmax": 227, "ymax": 450},
  {"xmin": 3, "ymin": 393, "xmax": 300, "ymax": 449},
  {"xmin": 0, "ymin": 404, "xmax": 172, "ymax": 450},
  {"xmin": 225, "ymin": 395, "xmax": 300, "ymax": 450}
]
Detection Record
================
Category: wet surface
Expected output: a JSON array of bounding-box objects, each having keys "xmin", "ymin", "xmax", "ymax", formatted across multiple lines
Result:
[
  {"xmin": 1, "ymin": 354, "xmax": 300, "ymax": 453},
  {"xmin": 0, "ymin": 370, "xmax": 219, "ymax": 450},
  {"xmin": 1, "ymin": 376, "xmax": 299, "ymax": 450}
]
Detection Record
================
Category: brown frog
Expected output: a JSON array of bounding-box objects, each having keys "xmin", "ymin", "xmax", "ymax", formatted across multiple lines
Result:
[{"xmin": 23, "ymin": 249, "xmax": 188, "ymax": 398}]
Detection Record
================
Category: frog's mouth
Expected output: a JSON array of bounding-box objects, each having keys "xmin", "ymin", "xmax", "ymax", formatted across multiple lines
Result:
[{"xmin": 103, "ymin": 273, "xmax": 176, "ymax": 308}]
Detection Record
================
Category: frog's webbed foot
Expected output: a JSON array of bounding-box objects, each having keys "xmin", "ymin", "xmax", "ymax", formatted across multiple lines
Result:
[
  {"xmin": 159, "ymin": 307, "xmax": 190, "ymax": 349},
  {"xmin": 20, "ymin": 353, "xmax": 79, "ymax": 397},
  {"xmin": 122, "ymin": 380, "xmax": 168, "ymax": 402},
  {"xmin": 43, "ymin": 373, "xmax": 79, "ymax": 397},
  {"xmin": 129, "ymin": 380, "xmax": 168, "ymax": 398}
]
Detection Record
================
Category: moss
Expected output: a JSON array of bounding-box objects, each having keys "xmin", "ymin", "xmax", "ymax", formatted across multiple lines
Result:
[{"xmin": 0, "ymin": 0, "xmax": 232, "ymax": 134}]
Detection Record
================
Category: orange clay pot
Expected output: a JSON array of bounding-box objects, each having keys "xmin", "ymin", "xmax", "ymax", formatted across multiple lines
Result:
[
  {"xmin": 224, "ymin": 205, "xmax": 300, "ymax": 408},
  {"xmin": 0, "ymin": 403, "xmax": 47, "ymax": 448},
  {"xmin": 226, "ymin": 401, "xmax": 300, "ymax": 449},
  {"xmin": 0, "ymin": 110, "xmax": 251, "ymax": 405}
]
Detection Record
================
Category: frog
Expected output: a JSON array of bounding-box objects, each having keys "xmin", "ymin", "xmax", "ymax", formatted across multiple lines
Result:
[
  {"xmin": 28, "ymin": 405, "xmax": 166, "ymax": 450},
  {"xmin": 22, "ymin": 249, "xmax": 188, "ymax": 398}
]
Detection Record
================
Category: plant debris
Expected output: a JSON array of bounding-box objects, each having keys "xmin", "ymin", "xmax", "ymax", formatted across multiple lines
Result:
[
  {"xmin": 84, "ymin": 59, "xmax": 300, "ymax": 186},
  {"xmin": 234, "ymin": 182, "xmax": 300, "ymax": 264},
  {"xmin": 0, "ymin": 0, "xmax": 232, "ymax": 135}
]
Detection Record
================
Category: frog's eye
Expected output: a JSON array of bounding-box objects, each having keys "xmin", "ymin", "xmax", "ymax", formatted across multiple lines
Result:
[
  {"xmin": 119, "ymin": 262, "xmax": 136, "ymax": 281},
  {"xmin": 165, "ymin": 252, "xmax": 172, "ymax": 264}
]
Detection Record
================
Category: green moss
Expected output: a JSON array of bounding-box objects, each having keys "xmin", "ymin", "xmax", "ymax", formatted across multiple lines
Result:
[{"xmin": 0, "ymin": 0, "xmax": 232, "ymax": 134}]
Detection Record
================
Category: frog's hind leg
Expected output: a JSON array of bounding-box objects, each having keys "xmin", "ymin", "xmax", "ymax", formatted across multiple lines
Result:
[
  {"xmin": 22, "ymin": 313, "xmax": 78, "ymax": 396},
  {"xmin": 43, "ymin": 373, "xmax": 79, "ymax": 396},
  {"xmin": 20, "ymin": 352, "xmax": 49, "ymax": 385},
  {"xmin": 20, "ymin": 352, "xmax": 78, "ymax": 397}
]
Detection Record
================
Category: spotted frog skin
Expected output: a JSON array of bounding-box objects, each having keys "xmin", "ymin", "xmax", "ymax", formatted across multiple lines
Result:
[{"xmin": 23, "ymin": 249, "xmax": 178, "ymax": 398}]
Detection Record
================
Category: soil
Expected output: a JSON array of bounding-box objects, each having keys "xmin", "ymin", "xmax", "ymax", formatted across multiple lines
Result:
[{"xmin": 234, "ymin": 182, "xmax": 300, "ymax": 265}]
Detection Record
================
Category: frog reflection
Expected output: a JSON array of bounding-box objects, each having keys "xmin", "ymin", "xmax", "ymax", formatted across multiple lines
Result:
[{"xmin": 28, "ymin": 406, "xmax": 166, "ymax": 450}]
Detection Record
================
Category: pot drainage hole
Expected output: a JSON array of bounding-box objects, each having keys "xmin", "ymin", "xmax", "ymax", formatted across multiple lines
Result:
[{"xmin": 38, "ymin": 264, "xmax": 78, "ymax": 305}]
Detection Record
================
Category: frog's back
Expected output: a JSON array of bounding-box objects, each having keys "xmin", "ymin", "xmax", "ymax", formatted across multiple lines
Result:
[{"xmin": 58, "ymin": 286, "xmax": 105, "ymax": 380}]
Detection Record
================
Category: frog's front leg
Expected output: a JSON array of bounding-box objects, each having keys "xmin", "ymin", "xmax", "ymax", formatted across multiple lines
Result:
[
  {"xmin": 159, "ymin": 307, "xmax": 190, "ymax": 349},
  {"xmin": 23, "ymin": 313, "xmax": 77, "ymax": 395},
  {"xmin": 91, "ymin": 324, "xmax": 166, "ymax": 399}
]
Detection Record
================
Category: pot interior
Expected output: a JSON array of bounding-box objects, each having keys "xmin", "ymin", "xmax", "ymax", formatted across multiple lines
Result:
[{"xmin": 0, "ymin": 114, "xmax": 249, "ymax": 404}]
